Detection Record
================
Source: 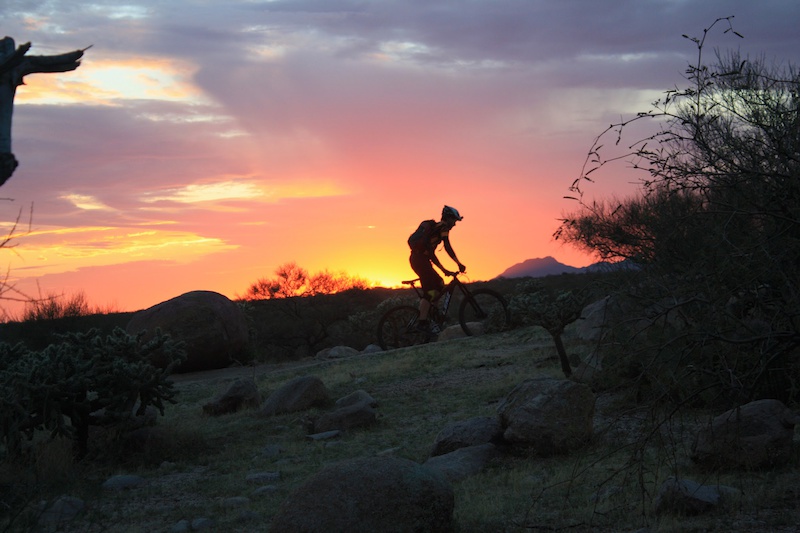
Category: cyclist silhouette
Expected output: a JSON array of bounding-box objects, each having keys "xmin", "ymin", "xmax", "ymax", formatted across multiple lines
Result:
[{"xmin": 408, "ymin": 205, "xmax": 467, "ymax": 333}]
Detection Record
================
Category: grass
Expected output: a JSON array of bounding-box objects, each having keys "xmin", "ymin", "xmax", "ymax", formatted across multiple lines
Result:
[{"xmin": 3, "ymin": 326, "xmax": 800, "ymax": 532}]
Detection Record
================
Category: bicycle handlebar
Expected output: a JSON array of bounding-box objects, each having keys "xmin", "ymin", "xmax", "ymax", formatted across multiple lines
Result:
[{"xmin": 401, "ymin": 272, "xmax": 463, "ymax": 288}]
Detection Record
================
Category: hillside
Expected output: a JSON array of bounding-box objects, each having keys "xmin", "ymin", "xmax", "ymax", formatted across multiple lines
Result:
[{"xmin": 6, "ymin": 326, "xmax": 797, "ymax": 532}]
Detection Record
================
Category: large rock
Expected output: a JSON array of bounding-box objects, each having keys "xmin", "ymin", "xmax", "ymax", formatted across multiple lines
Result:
[
  {"xmin": 691, "ymin": 398, "xmax": 800, "ymax": 469},
  {"xmin": 424, "ymin": 443, "xmax": 500, "ymax": 483},
  {"xmin": 258, "ymin": 376, "xmax": 330, "ymax": 417},
  {"xmin": 126, "ymin": 290, "xmax": 249, "ymax": 373},
  {"xmin": 430, "ymin": 416, "xmax": 504, "ymax": 457},
  {"xmin": 202, "ymin": 378, "xmax": 261, "ymax": 416},
  {"xmin": 270, "ymin": 456, "xmax": 454, "ymax": 532},
  {"xmin": 570, "ymin": 296, "xmax": 612, "ymax": 341},
  {"xmin": 312, "ymin": 403, "xmax": 376, "ymax": 433},
  {"xmin": 497, "ymin": 378, "xmax": 595, "ymax": 455}
]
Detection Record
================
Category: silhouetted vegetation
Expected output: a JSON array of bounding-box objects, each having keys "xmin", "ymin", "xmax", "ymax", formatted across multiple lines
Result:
[
  {"xmin": 0, "ymin": 328, "xmax": 184, "ymax": 460},
  {"xmin": 0, "ymin": 204, "xmax": 32, "ymax": 322},
  {"xmin": 244, "ymin": 262, "xmax": 371, "ymax": 300},
  {"xmin": 556, "ymin": 17, "xmax": 800, "ymax": 406},
  {"xmin": 17, "ymin": 290, "xmax": 120, "ymax": 322}
]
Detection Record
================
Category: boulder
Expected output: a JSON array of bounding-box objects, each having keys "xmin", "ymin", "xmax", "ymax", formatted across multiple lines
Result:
[
  {"xmin": 316, "ymin": 346, "xmax": 359, "ymax": 359},
  {"xmin": 335, "ymin": 390, "xmax": 377, "ymax": 409},
  {"xmin": 691, "ymin": 398, "xmax": 800, "ymax": 469},
  {"xmin": 437, "ymin": 324, "xmax": 469, "ymax": 341},
  {"xmin": 430, "ymin": 416, "xmax": 504, "ymax": 457},
  {"xmin": 312, "ymin": 401, "xmax": 377, "ymax": 433},
  {"xmin": 424, "ymin": 443, "xmax": 500, "ymax": 482},
  {"xmin": 570, "ymin": 296, "xmax": 612, "ymax": 341},
  {"xmin": 497, "ymin": 378, "xmax": 594, "ymax": 455},
  {"xmin": 270, "ymin": 456, "xmax": 454, "ymax": 532},
  {"xmin": 312, "ymin": 389, "xmax": 378, "ymax": 433},
  {"xmin": 202, "ymin": 378, "xmax": 261, "ymax": 416},
  {"xmin": 126, "ymin": 290, "xmax": 249, "ymax": 373},
  {"xmin": 258, "ymin": 376, "xmax": 330, "ymax": 417},
  {"xmin": 654, "ymin": 477, "xmax": 741, "ymax": 515},
  {"xmin": 362, "ymin": 344, "xmax": 383, "ymax": 354}
]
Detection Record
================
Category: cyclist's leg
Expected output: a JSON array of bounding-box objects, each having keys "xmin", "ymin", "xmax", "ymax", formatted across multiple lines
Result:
[{"xmin": 410, "ymin": 252, "xmax": 443, "ymax": 321}]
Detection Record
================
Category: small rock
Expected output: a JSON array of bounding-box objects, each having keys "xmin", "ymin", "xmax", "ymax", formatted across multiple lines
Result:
[
  {"xmin": 170, "ymin": 519, "xmax": 190, "ymax": 532},
  {"xmin": 246, "ymin": 471, "xmax": 281, "ymax": 484},
  {"xmin": 102, "ymin": 474, "xmax": 145, "ymax": 491},
  {"xmin": 306, "ymin": 430, "xmax": 341, "ymax": 441},
  {"xmin": 253, "ymin": 485, "xmax": 280, "ymax": 496},
  {"xmin": 191, "ymin": 517, "xmax": 216, "ymax": 530},
  {"xmin": 221, "ymin": 496, "xmax": 251, "ymax": 508},
  {"xmin": 260, "ymin": 444, "xmax": 284, "ymax": 458},
  {"xmin": 362, "ymin": 344, "xmax": 383, "ymax": 353}
]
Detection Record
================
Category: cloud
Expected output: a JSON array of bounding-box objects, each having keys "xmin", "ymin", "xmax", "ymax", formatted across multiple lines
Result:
[{"xmin": 2, "ymin": 0, "xmax": 800, "ymax": 314}]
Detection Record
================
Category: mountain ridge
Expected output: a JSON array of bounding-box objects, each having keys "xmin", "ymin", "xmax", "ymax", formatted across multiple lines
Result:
[{"xmin": 495, "ymin": 256, "xmax": 623, "ymax": 278}]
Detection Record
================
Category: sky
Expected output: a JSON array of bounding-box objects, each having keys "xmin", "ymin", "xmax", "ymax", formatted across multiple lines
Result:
[{"xmin": 1, "ymin": 0, "xmax": 799, "ymax": 317}]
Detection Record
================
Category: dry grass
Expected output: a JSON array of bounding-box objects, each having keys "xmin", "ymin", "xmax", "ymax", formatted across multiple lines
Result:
[{"xmin": 2, "ymin": 326, "xmax": 800, "ymax": 532}]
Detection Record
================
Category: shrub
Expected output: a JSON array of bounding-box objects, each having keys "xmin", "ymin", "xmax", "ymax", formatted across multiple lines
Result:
[{"xmin": 556, "ymin": 18, "xmax": 800, "ymax": 406}]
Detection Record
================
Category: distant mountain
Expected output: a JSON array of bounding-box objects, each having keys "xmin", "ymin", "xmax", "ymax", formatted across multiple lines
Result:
[
  {"xmin": 496, "ymin": 256, "xmax": 584, "ymax": 278},
  {"xmin": 495, "ymin": 256, "xmax": 635, "ymax": 279}
]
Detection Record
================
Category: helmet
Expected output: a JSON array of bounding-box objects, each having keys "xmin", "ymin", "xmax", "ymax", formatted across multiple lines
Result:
[{"xmin": 442, "ymin": 205, "xmax": 463, "ymax": 221}]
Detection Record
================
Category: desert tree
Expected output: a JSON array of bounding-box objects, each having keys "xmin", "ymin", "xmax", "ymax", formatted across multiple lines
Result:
[
  {"xmin": 245, "ymin": 262, "xmax": 370, "ymax": 300},
  {"xmin": 556, "ymin": 17, "xmax": 800, "ymax": 405}
]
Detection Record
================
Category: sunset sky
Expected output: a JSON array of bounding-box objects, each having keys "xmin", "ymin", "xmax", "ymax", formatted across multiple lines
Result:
[{"xmin": 2, "ymin": 1, "xmax": 799, "ymax": 317}]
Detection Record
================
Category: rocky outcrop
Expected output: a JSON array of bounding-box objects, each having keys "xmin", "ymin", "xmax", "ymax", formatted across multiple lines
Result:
[{"xmin": 126, "ymin": 290, "xmax": 250, "ymax": 373}]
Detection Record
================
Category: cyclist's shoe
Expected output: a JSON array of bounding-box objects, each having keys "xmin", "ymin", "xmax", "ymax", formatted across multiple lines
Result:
[{"xmin": 416, "ymin": 320, "xmax": 441, "ymax": 336}]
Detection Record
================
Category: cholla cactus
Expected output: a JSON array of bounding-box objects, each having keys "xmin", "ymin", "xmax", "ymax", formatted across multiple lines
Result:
[
  {"xmin": 0, "ymin": 327, "xmax": 185, "ymax": 458},
  {"xmin": 509, "ymin": 280, "xmax": 590, "ymax": 377}
]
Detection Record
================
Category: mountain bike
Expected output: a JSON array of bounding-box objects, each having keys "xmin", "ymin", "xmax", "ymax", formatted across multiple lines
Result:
[{"xmin": 376, "ymin": 273, "xmax": 511, "ymax": 350}]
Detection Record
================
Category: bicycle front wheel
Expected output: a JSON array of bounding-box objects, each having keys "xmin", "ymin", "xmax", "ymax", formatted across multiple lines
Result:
[
  {"xmin": 377, "ymin": 305, "xmax": 427, "ymax": 350},
  {"xmin": 459, "ymin": 289, "xmax": 510, "ymax": 336}
]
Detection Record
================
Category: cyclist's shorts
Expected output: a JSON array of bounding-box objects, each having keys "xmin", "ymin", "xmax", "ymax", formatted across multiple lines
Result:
[{"xmin": 409, "ymin": 252, "xmax": 443, "ymax": 300}]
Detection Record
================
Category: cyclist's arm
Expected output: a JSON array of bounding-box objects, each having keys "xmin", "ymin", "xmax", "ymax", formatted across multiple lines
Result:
[
  {"xmin": 443, "ymin": 237, "xmax": 466, "ymax": 273},
  {"xmin": 430, "ymin": 253, "xmax": 450, "ymax": 275}
]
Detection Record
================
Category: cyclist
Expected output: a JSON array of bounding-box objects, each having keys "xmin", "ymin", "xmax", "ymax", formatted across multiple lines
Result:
[{"xmin": 408, "ymin": 205, "xmax": 467, "ymax": 334}]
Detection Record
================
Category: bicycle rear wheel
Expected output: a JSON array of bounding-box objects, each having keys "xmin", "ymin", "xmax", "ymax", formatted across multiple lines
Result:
[
  {"xmin": 459, "ymin": 289, "xmax": 510, "ymax": 336},
  {"xmin": 377, "ymin": 305, "xmax": 428, "ymax": 350}
]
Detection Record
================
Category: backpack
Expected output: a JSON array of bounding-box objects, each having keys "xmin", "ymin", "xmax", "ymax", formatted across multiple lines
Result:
[{"xmin": 408, "ymin": 219, "xmax": 436, "ymax": 252}]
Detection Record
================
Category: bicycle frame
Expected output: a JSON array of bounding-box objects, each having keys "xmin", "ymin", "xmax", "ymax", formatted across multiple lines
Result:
[{"xmin": 401, "ymin": 274, "xmax": 467, "ymax": 324}]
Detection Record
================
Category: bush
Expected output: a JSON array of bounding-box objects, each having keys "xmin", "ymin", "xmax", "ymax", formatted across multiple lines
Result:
[{"xmin": 556, "ymin": 18, "xmax": 800, "ymax": 406}]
